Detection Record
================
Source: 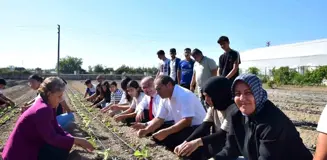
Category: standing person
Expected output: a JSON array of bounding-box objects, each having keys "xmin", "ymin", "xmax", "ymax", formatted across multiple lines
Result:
[
  {"xmin": 2, "ymin": 77, "xmax": 94, "ymax": 160},
  {"xmin": 169, "ymin": 48, "xmax": 181, "ymax": 83},
  {"xmin": 190, "ymin": 48, "xmax": 217, "ymax": 108},
  {"xmin": 174, "ymin": 76, "xmax": 238, "ymax": 160},
  {"xmin": 217, "ymin": 36, "xmax": 241, "ymax": 82},
  {"xmin": 0, "ymin": 78, "xmax": 15, "ymax": 108},
  {"xmin": 156, "ymin": 50, "xmax": 170, "ymax": 77},
  {"xmin": 314, "ymin": 105, "xmax": 327, "ymax": 160},
  {"xmin": 215, "ymin": 74, "xmax": 313, "ymax": 160},
  {"xmin": 136, "ymin": 75, "xmax": 206, "ymax": 160},
  {"xmin": 83, "ymin": 79, "xmax": 96, "ymax": 98},
  {"xmin": 177, "ymin": 48, "xmax": 195, "ymax": 90}
]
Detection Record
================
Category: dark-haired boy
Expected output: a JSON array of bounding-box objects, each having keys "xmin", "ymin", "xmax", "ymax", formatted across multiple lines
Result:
[
  {"xmin": 84, "ymin": 79, "xmax": 96, "ymax": 98},
  {"xmin": 0, "ymin": 79, "xmax": 15, "ymax": 108},
  {"xmin": 217, "ymin": 36, "xmax": 241, "ymax": 82}
]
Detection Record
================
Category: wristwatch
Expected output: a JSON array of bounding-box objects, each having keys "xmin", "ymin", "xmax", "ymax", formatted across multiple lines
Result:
[{"xmin": 144, "ymin": 122, "xmax": 148, "ymax": 127}]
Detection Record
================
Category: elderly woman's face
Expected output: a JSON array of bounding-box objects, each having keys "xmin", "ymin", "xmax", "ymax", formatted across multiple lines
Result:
[
  {"xmin": 47, "ymin": 91, "xmax": 64, "ymax": 108},
  {"xmin": 234, "ymin": 81, "xmax": 256, "ymax": 115}
]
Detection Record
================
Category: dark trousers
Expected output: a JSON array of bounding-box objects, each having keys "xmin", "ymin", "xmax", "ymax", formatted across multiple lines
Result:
[
  {"xmin": 56, "ymin": 104, "xmax": 63, "ymax": 116},
  {"xmin": 180, "ymin": 83, "xmax": 191, "ymax": 90},
  {"xmin": 153, "ymin": 125, "xmax": 205, "ymax": 160},
  {"xmin": 38, "ymin": 144, "xmax": 70, "ymax": 160},
  {"xmin": 124, "ymin": 109, "xmax": 151, "ymax": 126}
]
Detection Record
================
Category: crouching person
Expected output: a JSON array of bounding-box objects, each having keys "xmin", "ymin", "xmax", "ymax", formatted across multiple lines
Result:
[
  {"xmin": 2, "ymin": 77, "xmax": 94, "ymax": 160},
  {"xmin": 113, "ymin": 80, "xmax": 145, "ymax": 124},
  {"xmin": 215, "ymin": 74, "xmax": 313, "ymax": 160},
  {"xmin": 0, "ymin": 78, "xmax": 15, "ymax": 108},
  {"xmin": 174, "ymin": 76, "xmax": 238, "ymax": 159},
  {"xmin": 134, "ymin": 75, "xmax": 206, "ymax": 160}
]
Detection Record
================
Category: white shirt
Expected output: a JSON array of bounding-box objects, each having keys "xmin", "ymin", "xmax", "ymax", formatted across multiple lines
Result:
[
  {"xmin": 169, "ymin": 58, "xmax": 177, "ymax": 81},
  {"xmin": 158, "ymin": 58, "xmax": 170, "ymax": 76},
  {"xmin": 157, "ymin": 85, "xmax": 206, "ymax": 126},
  {"xmin": 0, "ymin": 89, "xmax": 3, "ymax": 95},
  {"xmin": 118, "ymin": 91, "xmax": 128, "ymax": 104},
  {"xmin": 131, "ymin": 92, "xmax": 145, "ymax": 112},
  {"xmin": 203, "ymin": 104, "xmax": 238, "ymax": 132},
  {"xmin": 137, "ymin": 93, "xmax": 173, "ymax": 121},
  {"xmin": 317, "ymin": 104, "xmax": 327, "ymax": 133}
]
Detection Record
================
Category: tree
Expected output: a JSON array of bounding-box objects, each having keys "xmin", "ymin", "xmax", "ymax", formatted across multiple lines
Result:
[
  {"xmin": 88, "ymin": 66, "xmax": 93, "ymax": 73},
  {"xmin": 57, "ymin": 56, "xmax": 83, "ymax": 74},
  {"xmin": 247, "ymin": 67, "xmax": 260, "ymax": 75},
  {"xmin": 104, "ymin": 67, "xmax": 114, "ymax": 74},
  {"xmin": 93, "ymin": 64, "xmax": 105, "ymax": 73}
]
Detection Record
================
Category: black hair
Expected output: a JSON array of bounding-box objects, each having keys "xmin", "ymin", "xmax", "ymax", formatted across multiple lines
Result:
[
  {"xmin": 217, "ymin": 36, "xmax": 230, "ymax": 44},
  {"xmin": 110, "ymin": 81, "xmax": 117, "ymax": 87},
  {"xmin": 157, "ymin": 50, "xmax": 165, "ymax": 56},
  {"xmin": 28, "ymin": 74, "xmax": 44, "ymax": 82},
  {"xmin": 0, "ymin": 78, "xmax": 6, "ymax": 85},
  {"xmin": 100, "ymin": 81, "xmax": 111, "ymax": 98},
  {"xmin": 121, "ymin": 77, "xmax": 132, "ymax": 91},
  {"xmin": 191, "ymin": 48, "xmax": 202, "ymax": 56},
  {"xmin": 184, "ymin": 48, "xmax": 191, "ymax": 53},
  {"xmin": 156, "ymin": 75, "xmax": 175, "ymax": 86},
  {"xmin": 127, "ymin": 80, "xmax": 143, "ymax": 97},
  {"xmin": 59, "ymin": 77, "xmax": 67, "ymax": 84},
  {"xmin": 85, "ymin": 79, "xmax": 92, "ymax": 85},
  {"xmin": 170, "ymin": 48, "xmax": 176, "ymax": 53}
]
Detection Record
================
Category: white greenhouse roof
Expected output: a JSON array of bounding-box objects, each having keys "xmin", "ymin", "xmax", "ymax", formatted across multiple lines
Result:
[{"xmin": 240, "ymin": 39, "xmax": 327, "ymax": 61}]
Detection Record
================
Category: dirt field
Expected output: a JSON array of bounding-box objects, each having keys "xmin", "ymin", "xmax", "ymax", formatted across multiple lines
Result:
[{"xmin": 0, "ymin": 80, "xmax": 326, "ymax": 159}]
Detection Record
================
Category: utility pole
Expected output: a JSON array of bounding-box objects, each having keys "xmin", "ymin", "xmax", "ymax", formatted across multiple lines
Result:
[{"xmin": 57, "ymin": 24, "xmax": 60, "ymax": 76}]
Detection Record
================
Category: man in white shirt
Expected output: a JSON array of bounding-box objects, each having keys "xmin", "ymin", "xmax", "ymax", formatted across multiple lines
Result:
[{"xmin": 134, "ymin": 75, "xmax": 206, "ymax": 158}]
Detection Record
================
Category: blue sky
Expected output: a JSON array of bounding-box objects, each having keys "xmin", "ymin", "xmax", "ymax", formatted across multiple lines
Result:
[{"xmin": 1, "ymin": 0, "xmax": 326, "ymax": 70}]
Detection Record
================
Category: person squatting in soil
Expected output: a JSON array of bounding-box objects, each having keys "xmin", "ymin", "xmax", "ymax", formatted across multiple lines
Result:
[
  {"xmin": 133, "ymin": 75, "xmax": 206, "ymax": 160},
  {"xmin": 85, "ymin": 74, "xmax": 105, "ymax": 102},
  {"xmin": 101, "ymin": 77, "xmax": 134, "ymax": 115},
  {"xmin": 83, "ymin": 79, "xmax": 96, "ymax": 98},
  {"xmin": 0, "ymin": 78, "xmax": 15, "ymax": 108},
  {"xmin": 1, "ymin": 77, "xmax": 94, "ymax": 160},
  {"xmin": 91, "ymin": 80, "xmax": 111, "ymax": 109},
  {"xmin": 214, "ymin": 73, "xmax": 313, "ymax": 160},
  {"xmin": 174, "ymin": 76, "xmax": 238, "ymax": 160},
  {"xmin": 100, "ymin": 81, "xmax": 124, "ymax": 117},
  {"xmin": 22, "ymin": 74, "xmax": 75, "ymax": 130}
]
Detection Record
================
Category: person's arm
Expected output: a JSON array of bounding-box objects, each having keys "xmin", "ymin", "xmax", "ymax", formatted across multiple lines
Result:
[
  {"xmin": 0, "ymin": 94, "xmax": 14, "ymax": 105},
  {"xmin": 86, "ymin": 92, "xmax": 97, "ymax": 101},
  {"xmin": 208, "ymin": 59, "xmax": 218, "ymax": 76},
  {"xmin": 190, "ymin": 72, "xmax": 196, "ymax": 92},
  {"xmin": 177, "ymin": 62, "xmax": 181, "ymax": 84},
  {"xmin": 139, "ymin": 117, "xmax": 165, "ymax": 136},
  {"xmin": 226, "ymin": 53, "xmax": 240, "ymax": 79},
  {"xmin": 60, "ymin": 100, "xmax": 71, "ymax": 113},
  {"xmin": 119, "ymin": 107, "xmax": 135, "ymax": 115},
  {"xmin": 84, "ymin": 91, "xmax": 88, "ymax": 98},
  {"xmin": 185, "ymin": 122, "xmax": 213, "ymax": 142},
  {"xmin": 159, "ymin": 117, "xmax": 192, "ymax": 136},
  {"xmin": 314, "ymin": 132, "xmax": 327, "ymax": 160},
  {"xmin": 34, "ymin": 107, "xmax": 74, "ymax": 150}
]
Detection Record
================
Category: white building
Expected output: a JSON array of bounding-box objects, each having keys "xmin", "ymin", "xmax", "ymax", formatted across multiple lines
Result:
[{"xmin": 240, "ymin": 39, "xmax": 327, "ymax": 75}]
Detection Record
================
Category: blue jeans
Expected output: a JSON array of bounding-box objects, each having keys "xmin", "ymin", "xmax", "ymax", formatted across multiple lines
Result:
[{"xmin": 56, "ymin": 112, "xmax": 75, "ymax": 130}]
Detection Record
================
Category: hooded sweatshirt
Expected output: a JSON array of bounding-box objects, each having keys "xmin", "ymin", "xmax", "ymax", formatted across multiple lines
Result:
[
  {"xmin": 215, "ymin": 73, "xmax": 313, "ymax": 160},
  {"xmin": 185, "ymin": 76, "xmax": 237, "ymax": 147}
]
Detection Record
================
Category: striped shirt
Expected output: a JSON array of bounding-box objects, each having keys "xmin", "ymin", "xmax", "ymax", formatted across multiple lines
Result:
[{"xmin": 110, "ymin": 89, "xmax": 123, "ymax": 105}]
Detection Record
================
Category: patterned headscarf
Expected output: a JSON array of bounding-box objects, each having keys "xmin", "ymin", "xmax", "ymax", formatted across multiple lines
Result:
[{"xmin": 231, "ymin": 73, "xmax": 268, "ymax": 116}]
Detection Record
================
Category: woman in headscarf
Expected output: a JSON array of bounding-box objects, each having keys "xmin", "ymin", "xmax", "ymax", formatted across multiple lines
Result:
[
  {"xmin": 174, "ymin": 76, "xmax": 238, "ymax": 160},
  {"xmin": 215, "ymin": 73, "xmax": 313, "ymax": 160}
]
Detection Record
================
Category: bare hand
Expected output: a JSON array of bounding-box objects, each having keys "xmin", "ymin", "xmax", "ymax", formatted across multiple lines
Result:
[
  {"xmin": 152, "ymin": 129, "xmax": 169, "ymax": 141},
  {"xmin": 137, "ymin": 129, "xmax": 148, "ymax": 138},
  {"xmin": 109, "ymin": 105, "xmax": 120, "ymax": 111},
  {"xmin": 131, "ymin": 122, "xmax": 146, "ymax": 130},
  {"xmin": 174, "ymin": 141, "xmax": 187, "ymax": 155},
  {"xmin": 178, "ymin": 139, "xmax": 202, "ymax": 157},
  {"xmin": 113, "ymin": 115, "xmax": 125, "ymax": 122},
  {"xmin": 190, "ymin": 86, "xmax": 195, "ymax": 92},
  {"xmin": 75, "ymin": 138, "xmax": 95, "ymax": 152},
  {"xmin": 135, "ymin": 111, "xmax": 144, "ymax": 122}
]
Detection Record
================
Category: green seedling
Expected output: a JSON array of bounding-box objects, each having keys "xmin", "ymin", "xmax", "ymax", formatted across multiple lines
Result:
[
  {"xmin": 112, "ymin": 127, "xmax": 118, "ymax": 132},
  {"xmin": 134, "ymin": 147, "xmax": 149, "ymax": 159},
  {"xmin": 105, "ymin": 121, "xmax": 111, "ymax": 127},
  {"xmin": 97, "ymin": 149, "xmax": 111, "ymax": 160},
  {"xmin": 85, "ymin": 120, "xmax": 91, "ymax": 127}
]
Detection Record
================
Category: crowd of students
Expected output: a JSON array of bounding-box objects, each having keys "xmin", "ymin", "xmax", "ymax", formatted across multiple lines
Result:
[{"xmin": 1, "ymin": 35, "xmax": 327, "ymax": 160}]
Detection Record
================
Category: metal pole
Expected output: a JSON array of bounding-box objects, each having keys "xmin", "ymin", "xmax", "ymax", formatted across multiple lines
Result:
[{"xmin": 57, "ymin": 24, "xmax": 60, "ymax": 76}]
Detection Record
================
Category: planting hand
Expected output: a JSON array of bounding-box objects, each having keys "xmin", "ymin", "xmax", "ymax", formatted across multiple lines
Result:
[
  {"xmin": 109, "ymin": 105, "xmax": 120, "ymax": 111},
  {"xmin": 178, "ymin": 139, "xmax": 202, "ymax": 157},
  {"xmin": 137, "ymin": 129, "xmax": 149, "ymax": 138},
  {"xmin": 135, "ymin": 111, "xmax": 144, "ymax": 122},
  {"xmin": 113, "ymin": 115, "xmax": 125, "ymax": 122},
  {"xmin": 174, "ymin": 141, "xmax": 186, "ymax": 155},
  {"xmin": 131, "ymin": 122, "xmax": 146, "ymax": 130},
  {"xmin": 152, "ymin": 129, "xmax": 169, "ymax": 141},
  {"xmin": 74, "ymin": 138, "xmax": 95, "ymax": 152}
]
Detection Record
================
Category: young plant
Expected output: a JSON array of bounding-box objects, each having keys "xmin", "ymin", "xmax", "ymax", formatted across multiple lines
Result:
[
  {"xmin": 97, "ymin": 149, "xmax": 111, "ymax": 160},
  {"xmin": 134, "ymin": 147, "xmax": 149, "ymax": 159}
]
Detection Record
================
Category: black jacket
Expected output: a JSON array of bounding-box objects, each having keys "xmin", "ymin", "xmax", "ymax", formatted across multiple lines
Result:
[{"xmin": 215, "ymin": 100, "xmax": 313, "ymax": 160}]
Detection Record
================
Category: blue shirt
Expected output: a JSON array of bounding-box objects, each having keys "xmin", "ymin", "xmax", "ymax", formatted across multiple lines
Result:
[{"xmin": 178, "ymin": 59, "xmax": 195, "ymax": 85}]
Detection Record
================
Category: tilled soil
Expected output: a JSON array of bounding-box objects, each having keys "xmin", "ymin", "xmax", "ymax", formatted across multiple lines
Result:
[{"xmin": 69, "ymin": 81, "xmax": 179, "ymax": 160}]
